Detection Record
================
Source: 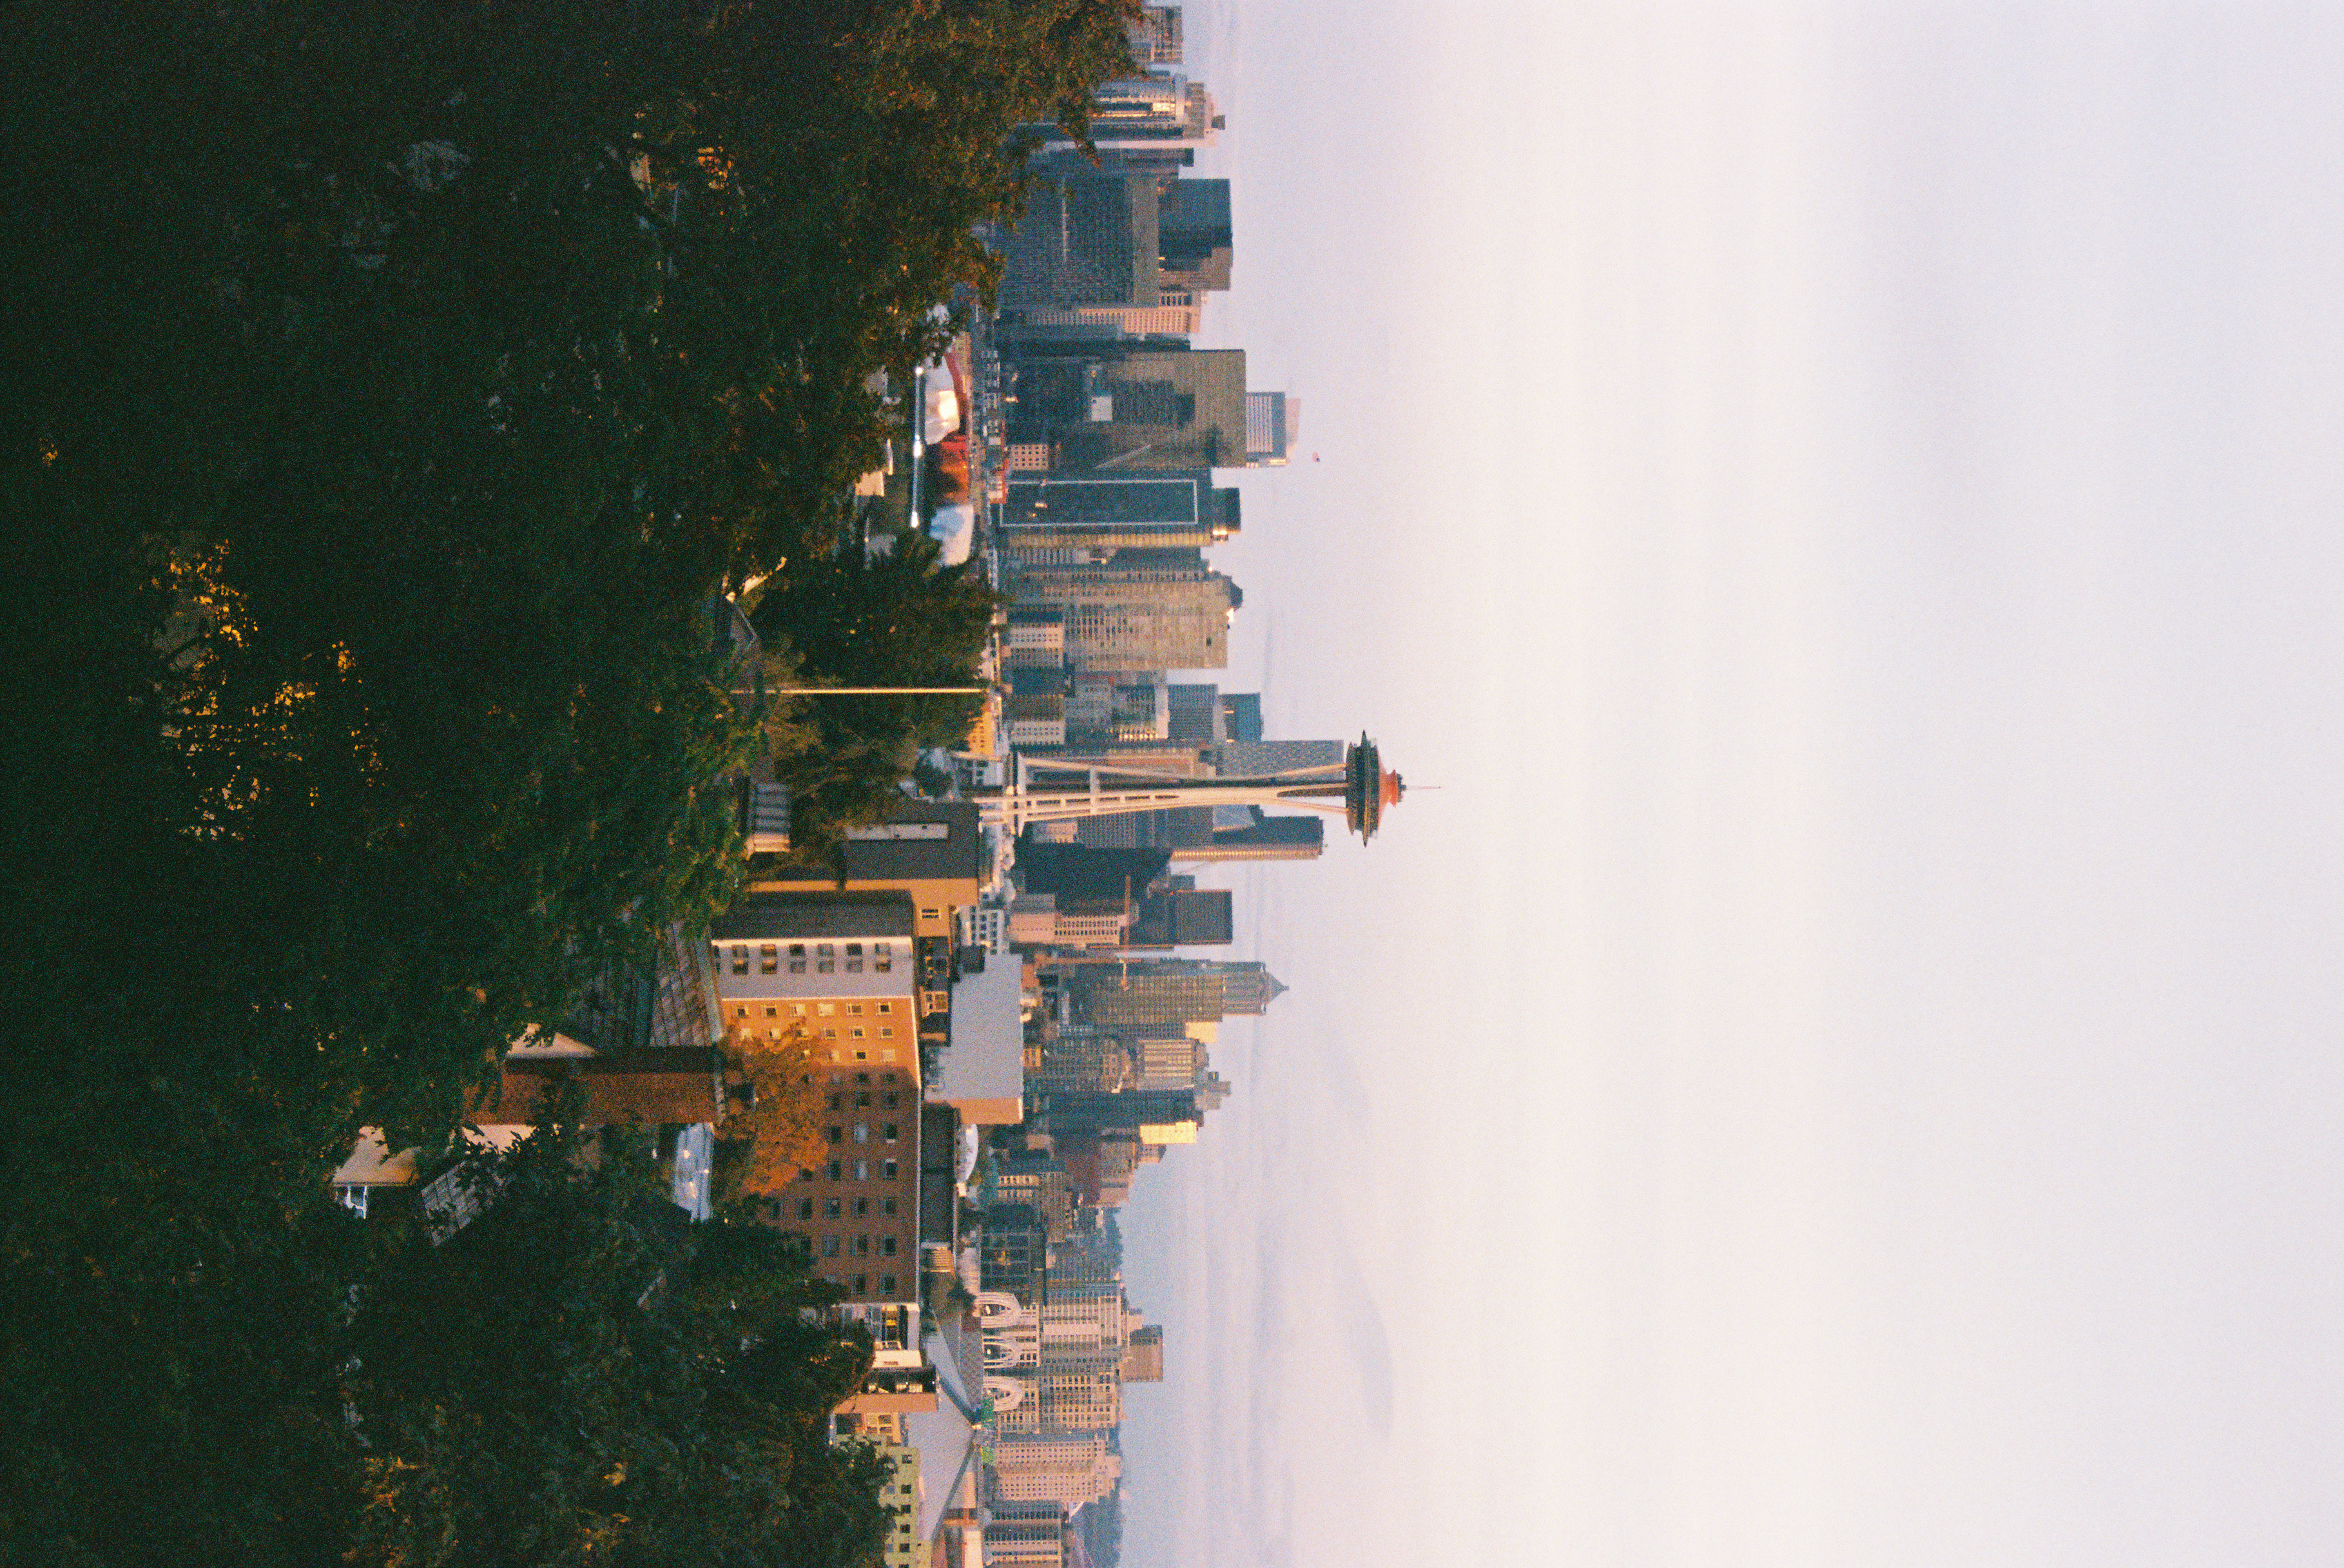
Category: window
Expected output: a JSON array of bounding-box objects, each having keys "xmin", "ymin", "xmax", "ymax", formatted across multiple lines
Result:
[
  {"xmin": 855, "ymin": 1050, "xmax": 867, "ymax": 1061},
  {"xmin": 846, "ymin": 942, "xmax": 864, "ymax": 974},
  {"xmin": 759, "ymin": 944, "xmax": 778, "ymax": 974},
  {"xmin": 857, "ymin": 1072, "xmax": 871, "ymax": 1085},
  {"xmin": 856, "ymin": 1092, "xmax": 871, "ymax": 1107},
  {"xmin": 881, "ymin": 1197, "xmax": 898, "ymax": 1217},
  {"xmin": 850, "ymin": 1027, "xmax": 866, "ymax": 1040},
  {"xmin": 880, "ymin": 1160, "xmax": 899, "ymax": 1180},
  {"xmin": 799, "ymin": 1168, "xmax": 815, "ymax": 1183},
  {"xmin": 730, "ymin": 945, "xmax": 748, "ymax": 974},
  {"xmin": 826, "ymin": 1126, "xmax": 842, "ymax": 1144},
  {"xmin": 846, "ymin": 1003, "xmax": 863, "ymax": 1016},
  {"xmin": 853, "ymin": 1124, "xmax": 869, "ymax": 1143},
  {"xmin": 879, "ymin": 1027, "xmax": 894, "ymax": 1039},
  {"xmin": 768, "ymin": 1027, "xmax": 781, "ymax": 1040},
  {"xmin": 875, "ymin": 945, "xmax": 893, "ymax": 974},
  {"xmin": 822, "ymin": 1236, "xmax": 840, "ymax": 1258},
  {"xmin": 734, "ymin": 1005, "xmax": 749, "ymax": 1020},
  {"xmin": 854, "ymin": 1160, "xmax": 869, "ymax": 1181},
  {"xmin": 817, "ymin": 1003, "xmax": 836, "ymax": 1017},
  {"xmin": 793, "ymin": 1003, "xmax": 808, "ymax": 1016},
  {"xmin": 817, "ymin": 942, "xmax": 835, "ymax": 974},
  {"xmin": 853, "ymin": 1196, "xmax": 869, "ymax": 1217},
  {"xmin": 853, "ymin": 1274, "xmax": 868, "ymax": 1295},
  {"xmin": 882, "ymin": 1072, "xmax": 896, "ymax": 1083},
  {"xmin": 884, "ymin": 1123, "xmax": 900, "ymax": 1143},
  {"xmin": 798, "ymin": 1198, "xmax": 814, "ymax": 1221},
  {"xmin": 877, "ymin": 1003, "xmax": 893, "ymax": 1016},
  {"xmin": 788, "ymin": 943, "xmax": 807, "ymax": 974},
  {"xmin": 883, "ymin": 1092, "xmax": 898, "ymax": 1108},
  {"xmin": 334, "ymin": 1185, "xmax": 369, "ymax": 1218},
  {"xmin": 855, "ymin": 1235, "xmax": 871, "ymax": 1257},
  {"xmin": 827, "ymin": 1161, "xmax": 842, "ymax": 1181},
  {"xmin": 824, "ymin": 1198, "xmax": 842, "ymax": 1219},
  {"xmin": 828, "ymin": 1093, "xmax": 843, "ymax": 1111},
  {"xmin": 880, "ymin": 1236, "xmax": 897, "ymax": 1257},
  {"xmin": 921, "ymin": 909, "xmax": 940, "ymax": 922}
]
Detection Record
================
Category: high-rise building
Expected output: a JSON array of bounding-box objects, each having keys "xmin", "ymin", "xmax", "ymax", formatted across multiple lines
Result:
[
  {"xmin": 1061, "ymin": 958, "xmax": 1286, "ymax": 1030},
  {"xmin": 1221, "ymin": 691, "xmax": 1263, "ymax": 742},
  {"xmin": 1085, "ymin": 74, "xmax": 1220, "ymax": 147},
  {"xmin": 1127, "ymin": 884, "xmax": 1234, "ymax": 947},
  {"xmin": 1011, "ymin": 547, "xmax": 1240, "ymax": 672},
  {"xmin": 1003, "ymin": 347, "xmax": 1248, "ymax": 472},
  {"xmin": 1244, "ymin": 391, "xmax": 1297, "ymax": 466},
  {"xmin": 1216, "ymin": 739, "xmax": 1344, "ymax": 776},
  {"xmin": 989, "ymin": 1433, "xmax": 1122, "ymax": 1508},
  {"xmin": 1121, "ymin": 1324, "xmax": 1165, "ymax": 1382},
  {"xmin": 998, "ymin": 471, "xmax": 1240, "ymax": 554},
  {"xmin": 1128, "ymin": 5, "xmax": 1182, "ymax": 64}
]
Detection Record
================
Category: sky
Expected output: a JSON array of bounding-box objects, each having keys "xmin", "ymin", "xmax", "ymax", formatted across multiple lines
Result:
[{"xmin": 1109, "ymin": 5, "xmax": 2344, "ymax": 1566}]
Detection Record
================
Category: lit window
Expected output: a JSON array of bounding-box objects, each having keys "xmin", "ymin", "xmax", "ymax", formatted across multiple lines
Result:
[
  {"xmin": 730, "ymin": 945, "xmax": 749, "ymax": 974},
  {"xmin": 759, "ymin": 944, "xmax": 778, "ymax": 974},
  {"xmin": 853, "ymin": 1124, "xmax": 869, "ymax": 1143},
  {"xmin": 817, "ymin": 1003, "xmax": 836, "ymax": 1016},
  {"xmin": 855, "ymin": 1160, "xmax": 869, "ymax": 1181}
]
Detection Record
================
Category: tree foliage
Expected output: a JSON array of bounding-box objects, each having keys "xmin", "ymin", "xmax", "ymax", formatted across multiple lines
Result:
[
  {"xmin": 753, "ymin": 527, "xmax": 1004, "ymax": 853},
  {"xmin": 0, "ymin": 0, "xmax": 1136, "ymax": 1558},
  {"xmin": 718, "ymin": 1024, "xmax": 836, "ymax": 1204}
]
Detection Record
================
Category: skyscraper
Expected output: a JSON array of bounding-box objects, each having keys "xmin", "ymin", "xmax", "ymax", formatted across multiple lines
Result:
[
  {"xmin": 1003, "ymin": 346, "xmax": 1248, "ymax": 472},
  {"xmin": 1010, "ymin": 547, "xmax": 1241, "ymax": 672}
]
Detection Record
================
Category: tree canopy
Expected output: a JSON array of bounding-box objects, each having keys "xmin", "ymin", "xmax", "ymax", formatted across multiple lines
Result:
[{"xmin": 0, "ymin": 0, "xmax": 1137, "ymax": 1558}]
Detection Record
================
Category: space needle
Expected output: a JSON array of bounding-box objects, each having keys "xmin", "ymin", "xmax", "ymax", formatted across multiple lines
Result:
[{"xmin": 976, "ymin": 733, "xmax": 1404, "ymax": 844}]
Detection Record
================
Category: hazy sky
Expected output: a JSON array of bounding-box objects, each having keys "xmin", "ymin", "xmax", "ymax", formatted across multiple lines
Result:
[{"xmin": 1112, "ymin": 5, "xmax": 2344, "ymax": 1566}]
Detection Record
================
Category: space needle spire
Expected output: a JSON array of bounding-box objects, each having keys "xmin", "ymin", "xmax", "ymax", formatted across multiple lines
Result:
[{"xmin": 980, "ymin": 734, "xmax": 1404, "ymax": 843}]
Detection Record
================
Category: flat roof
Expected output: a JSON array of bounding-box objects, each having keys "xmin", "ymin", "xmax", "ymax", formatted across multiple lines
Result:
[
  {"xmin": 710, "ymin": 891, "xmax": 916, "ymax": 942},
  {"xmin": 928, "ymin": 962, "xmax": 1024, "ymax": 1112}
]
